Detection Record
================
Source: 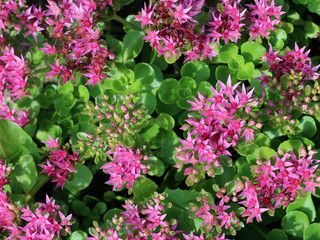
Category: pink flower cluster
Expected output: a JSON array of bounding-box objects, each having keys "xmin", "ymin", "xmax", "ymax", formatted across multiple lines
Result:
[
  {"xmin": 257, "ymin": 43, "xmax": 320, "ymax": 133},
  {"xmin": 174, "ymin": 76, "xmax": 261, "ymax": 184},
  {"xmin": 136, "ymin": 0, "xmax": 284, "ymax": 62},
  {"xmin": 6, "ymin": 195, "xmax": 72, "ymax": 240},
  {"xmin": 0, "ymin": 46, "xmax": 29, "ymax": 126},
  {"xmin": 135, "ymin": 0, "xmax": 218, "ymax": 62},
  {"xmin": 101, "ymin": 144, "xmax": 148, "ymax": 191},
  {"xmin": 35, "ymin": 0, "xmax": 115, "ymax": 86},
  {"xmin": 0, "ymin": 159, "xmax": 16, "ymax": 231},
  {"xmin": 86, "ymin": 194, "xmax": 181, "ymax": 240},
  {"xmin": 191, "ymin": 147, "xmax": 320, "ymax": 238},
  {"xmin": 39, "ymin": 135, "xmax": 79, "ymax": 189},
  {"xmin": 246, "ymin": 0, "xmax": 285, "ymax": 39}
]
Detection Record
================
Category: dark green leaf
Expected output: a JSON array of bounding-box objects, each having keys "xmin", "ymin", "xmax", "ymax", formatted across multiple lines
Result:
[
  {"xmin": 181, "ymin": 61, "xmax": 210, "ymax": 82},
  {"xmin": 281, "ymin": 211, "xmax": 309, "ymax": 237},
  {"xmin": 134, "ymin": 63, "xmax": 155, "ymax": 85},
  {"xmin": 14, "ymin": 154, "xmax": 38, "ymax": 193},
  {"xmin": 267, "ymin": 229, "xmax": 288, "ymax": 240},
  {"xmin": 65, "ymin": 165, "xmax": 93, "ymax": 193},
  {"xmin": 132, "ymin": 178, "xmax": 158, "ymax": 201}
]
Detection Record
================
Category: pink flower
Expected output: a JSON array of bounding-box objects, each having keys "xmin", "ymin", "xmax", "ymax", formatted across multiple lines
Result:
[{"xmin": 42, "ymin": 135, "xmax": 59, "ymax": 149}]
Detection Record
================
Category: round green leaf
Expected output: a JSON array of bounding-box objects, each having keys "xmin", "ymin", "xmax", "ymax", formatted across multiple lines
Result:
[
  {"xmin": 65, "ymin": 165, "xmax": 93, "ymax": 193},
  {"xmin": 134, "ymin": 63, "xmax": 155, "ymax": 85},
  {"xmin": 58, "ymin": 82, "xmax": 74, "ymax": 95},
  {"xmin": 237, "ymin": 62, "xmax": 254, "ymax": 80},
  {"xmin": 68, "ymin": 230, "xmax": 88, "ymax": 240},
  {"xmin": 94, "ymin": 202, "xmax": 107, "ymax": 215},
  {"xmin": 139, "ymin": 92, "xmax": 156, "ymax": 114},
  {"xmin": 156, "ymin": 113, "xmax": 175, "ymax": 130},
  {"xmin": 299, "ymin": 116, "xmax": 317, "ymax": 138},
  {"xmin": 279, "ymin": 139, "xmax": 303, "ymax": 155},
  {"xmin": 218, "ymin": 44, "xmax": 239, "ymax": 63},
  {"xmin": 112, "ymin": 79, "xmax": 126, "ymax": 92},
  {"xmin": 122, "ymin": 31, "xmax": 144, "ymax": 61},
  {"xmin": 307, "ymin": 0, "xmax": 320, "ymax": 14},
  {"xmin": 36, "ymin": 119, "xmax": 62, "ymax": 142},
  {"xmin": 179, "ymin": 76, "xmax": 197, "ymax": 89},
  {"xmin": 286, "ymin": 192, "xmax": 316, "ymax": 223},
  {"xmin": 158, "ymin": 78, "xmax": 180, "ymax": 104},
  {"xmin": 181, "ymin": 61, "xmax": 210, "ymax": 82},
  {"xmin": 241, "ymin": 42, "xmax": 266, "ymax": 62},
  {"xmin": 258, "ymin": 146, "xmax": 277, "ymax": 160},
  {"xmin": 267, "ymin": 229, "xmax": 288, "ymax": 240},
  {"xmin": 30, "ymin": 47, "xmax": 44, "ymax": 66},
  {"xmin": 304, "ymin": 223, "xmax": 320, "ymax": 240},
  {"xmin": 132, "ymin": 178, "xmax": 158, "ymax": 201},
  {"xmin": 281, "ymin": 211, "xmax": 309, "ymax": 237},
  {"xmin": 178, "ymin": 88, "xmax": 192, "ymax": 99},
  {"xmin": 196, "ymin": 81, "xmax": 214, "ymax": 98},
  {"xmin": 228, "ymin": 55, "xmax": 245, "ymax": 70},
  {"xmin": 76, "ymin": 85, "xmax": 89, "ymax": 102},
  {"xmin": 215, "ymin": 65, "xmax": 237, "ymax": 84},
  {"xmin": 14, "ymin": 154, "xmax": 38, "ymax": 193}
]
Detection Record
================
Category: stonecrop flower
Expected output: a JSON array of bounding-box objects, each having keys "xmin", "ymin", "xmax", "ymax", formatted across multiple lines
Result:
[
  {"xmin": 86, "ymin": 193, "xmax": 182, "ymax": 240},
  {"xmin": 39, "ymin": 135, "xmax": 79, "ymax": 189},
  {"xmin": 174, "ymin": 75, "xmax": 261, "ymax": 185},
  {"xmin": 101, "ymin": 144, "xmax": 148, "ymax": 191},
  {"xmin": 6, "ymin": 195, "xmax": 72, "ymax": 240},
  {"xmin": 256, "ymin": 43, "xmax": 320, "ymax": 134}
]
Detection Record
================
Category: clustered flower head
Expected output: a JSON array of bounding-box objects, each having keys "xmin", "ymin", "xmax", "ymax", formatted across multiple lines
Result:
[
  {"xmin": 34, "ymin": 0, "xmax": 115, "ymax": 86},
  {"xmin": 86, "ymin": 192, "xmax": 182, "ymax": 240},
  {"xmin": 0, "ymin": 46, "xmax": 29, "ymax": 127},
  {"xmin": 136, "ymin": 0, "xmax": 284, "ymax": 62},
  {"xmin": 190, "ymin": 147, "xmax": 320, "ymax": 238},
  {"xmin": 257, "ymin": 43, "xmax": 320, "ymax": 134},
  {"xmin": 174, "ymin": 75, "xmax": 261, "ymax": 185},
  {"xmin": 79, "ymin": 94, "xmax": 150, "ymax": 158},
  {"xmin": 135, "ymin": 0, "xmax": 218, "ymax": 62},
  {"xmin": 0, "ymin": 159, "xmax": 16, "ymax": 231},
  {"xmin": 246, "ymin": 0, "xmax": 285, "ymax": 40},
  {"xmin": 101, "ymin": 144, "xmax": 148, "ymax": 191},
  {"xmin": 39, "ymin": 135, "xmax": 79, "ymax": 189},
  {"xmin": 6, "ymin": 195, "xmax": 72, "ymax": 240}
]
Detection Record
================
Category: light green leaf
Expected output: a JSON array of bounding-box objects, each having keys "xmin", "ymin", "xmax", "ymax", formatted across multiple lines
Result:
[
  {"xmin": 14, "ymin": 154, "xmax": 38, "ymax": 193},
  {"xmin": 281, "ymin": 211, "xmax": 309, "ymax": 238},
  {"xmin": 65, "ymin": 165, "xmax": 93, "ymax": 193}
]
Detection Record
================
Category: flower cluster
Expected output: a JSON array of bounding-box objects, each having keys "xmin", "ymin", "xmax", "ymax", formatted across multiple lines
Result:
[
  {"xmin": 0, "ymin": 159, "xmax": 16, "ymax": 231},
  {"xmin": 0, "ymin": 46, "xmax": 29, "ymax": 126},
  {"xmin": 257, "ymin": 43, "xmax": 320, "ymax": 134},
  {"xmin": 174, "ymin": 76, "xmax": 261, "ymax": 185},
  {"xmin": 79, "ymin": 94, "xmax": 150, "ymax": 158},
  {"xmin": 39, "ymin": 135, "xmax": 79, "ymax": 189},
  {"xmin": 38, "ymin": 0, "xmax": 115, "ymax": 86},
  {"xmin": 6, "ymin": 195, "xmax": 72, "ymax": 240},
  {"xmin": 135, "ymin": 0, "xmax": 218, "ymax": 62},
  {"xmin": 191, "ymin": 146, "xmax": 320, "ymax": 238},
  {"xmin": 101, "ymin": 144, "xmax": 148, "ymax": 191},
  {"xmin": 86, "ymin": 193, "xmax": 181, "ymax": 239},
  {"xmin": 136, "ymin": 0, "xmax": 284, "ymax": 62},
  {"xmin": 246, "ymin": 0, "xmax": 285, "ymax": 40}
]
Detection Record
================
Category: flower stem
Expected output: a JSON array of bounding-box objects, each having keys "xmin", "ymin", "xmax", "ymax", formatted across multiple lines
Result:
[
  {"xmin": 110, "ymin": 13, "xmax": 143, "ymax": 32},
  {"xmin": 26, "ymin": 175, "xmax": 50, "ymax": 202}
]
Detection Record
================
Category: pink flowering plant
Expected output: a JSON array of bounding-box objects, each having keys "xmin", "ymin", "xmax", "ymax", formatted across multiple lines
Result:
[{"xmin": 0, "ymin": 0, "xmax": 320, "ymax": 239}]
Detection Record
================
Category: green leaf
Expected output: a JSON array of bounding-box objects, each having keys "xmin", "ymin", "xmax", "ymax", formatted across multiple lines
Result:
[
  {"xmin": 158, "ymin": 78, "xmax": 181, "ymax": 104},
  {"xmin": 134, "ymin": 63, "xmax": 155, "ymax": 85},
  {"xmin": 286, "ymin": 192, "xmax": 316, "ymax": 223},
  {"xmin": 307, "ymin": 0, "xmax": 320, "ymax": 14},
  {"xmin": 304, "ymin": 22, "xmax": 320, "ymax": 38},
  {"xmin": 258, "ymin": 146, "xmax": 277, "ymax": 160},
  {"xmin": 228, "ymin": 55, "xmax": 245, "ymax": 70},
  {"xmin": 58, "ymin": 82, "xmax": 74, "ymax": 95},
  {"xmin": 156, "ymin": 113, "xmax": 175, "ymax": 130},
  {"xmin": 14, "ymin": 154, "xmax": 38, "ymax": 193},
  {"xmin": 196, "ymin": 81, "xmax": 214, "ymax": 98},
  {"xmin": 215, "ymin": 65, "xmax": 237, "ymax": 83},
  {"xmin": 141, "ymin": 124, "xmax": 160, "ymax": 141},
  {"xmin": 298, "ymin": 116, "xmax": 317, "ymax": 138},
  {"xmin": 304, "ymin": 223, "xmax": 320, "ymax": 240},
  {"xmin": 235, "ymin": 157, "xmax": 252, "ymax": 178},
  {"xmin": 122, "ymin": 31, "xmax": 144, "ymax": 61},
  {"xmin": 163, "ymin": 188, "xmax": 198, "ymax": 233},
  {"xmin": 76, "ymin": 85, "xmax": 90, "ymax": 102},
  {"xmin": 30, "ymin": 47, "xmax": 44, "ymax": 66},
  {"xmin": 160, "ymin": 130, "xmax": 179, "ymax": 166},
  {"xmin": 119, "ymin": 0, "xmax": 134, "ymax": 5},
  {"xmin": 36, "ymin": 119, "xmax": 62, "ymax": 142},
  {"xmin": 38, "ymin": 84, "xmax": 57, "ymax": 108},
  {"xmin": 281, "ymin": 211, "xmax": 309, "ymax": 237},
  {"xmin": 278, "ymin": 139, "xmax": 303, "ymax": 155},
  {"xmin": 68, "ymin": 230, "xmax": 88, "ymax": 240},
  {"xmin": 237, "ymin": 62, "xmax": 255, "ymax": 80},
  {"xmin": 267, "ymin": 229, "xmax": 288, "ymax": 240},
  {"xmin": 0, "ymin": 120, "xmax": 40, "ymax": 163},
  {"xmin": 269, "ymin": 29, "xmax": 287, "ymax": 50},
  {"xmin": 144, "ymin": 156, "xmax": 165, "ymax": 177},
  {"xmin": 94, "ymin": 202, "xmax": 107, "ymax": 215},
  {"xmin": 132, "ymin": 178, "xmax": 158, "ymax": 201},
  {"xmin": 241, "ymin": 42, "xmax": 266, "ymax": 62},
  {"xmin": 65, "ymin": 165, "xmax": 93, "ymax": 193},
  {"xmin": 218, "ymin": 44, "xmax": 239, "ymax": 63},
  {"xmin": 181, "ymin": 61, "xmax": 210, "ymax": 82},
  {"xmin": 179, "ymin": 76, "xmax": 197, "ymax": 89},
  {"xmin": 139, "ymin": 92, "xmax": 156, "ymax": 114}
]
